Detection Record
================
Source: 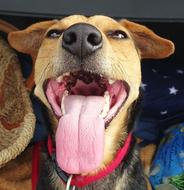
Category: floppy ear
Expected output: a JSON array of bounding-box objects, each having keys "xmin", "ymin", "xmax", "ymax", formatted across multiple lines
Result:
[
  {"xmin": 120, "ymin": 20, "xmax": 175, "ymax": 59},
  {"xmin": 8, "ymin": 20, "xmax": 58, "ymax": 60},
  {"xmin": 0, "ymin": 19, "xmax": 18, "ymax": 33},
  {"xmin": 8, "ymin": 20, "xmax": 57, "ymax": 90}
]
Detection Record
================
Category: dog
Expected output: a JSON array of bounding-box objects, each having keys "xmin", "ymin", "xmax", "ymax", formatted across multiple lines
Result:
[{"xmin": 5, "ymin": 15, "xmax": 174, "ymax": 190}]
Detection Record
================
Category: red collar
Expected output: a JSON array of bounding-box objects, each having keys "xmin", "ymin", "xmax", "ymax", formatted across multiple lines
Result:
[{"xmin": 32, "ymin": 133, "xmax": 132, "ymax": 189}]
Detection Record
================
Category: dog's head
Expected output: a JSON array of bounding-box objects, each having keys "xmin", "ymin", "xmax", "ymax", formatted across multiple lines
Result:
[{"xmin": 8, "ymin": 15, "xmax": 174, "ymax": 175}]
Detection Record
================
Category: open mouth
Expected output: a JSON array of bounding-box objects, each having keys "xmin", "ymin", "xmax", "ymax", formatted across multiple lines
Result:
[
  {"xmin": 45, "ymin": 71, "xmax": 129, "ymax": 123},
  {"xmin": 44, "ymin": 71, "xmax": 129, "ymax": 174}
]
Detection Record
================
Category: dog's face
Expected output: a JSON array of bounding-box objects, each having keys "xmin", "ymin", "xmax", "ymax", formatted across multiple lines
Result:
[{"xmin": 8, "ymin": 15, "xmax": 174, "ymax": 175}]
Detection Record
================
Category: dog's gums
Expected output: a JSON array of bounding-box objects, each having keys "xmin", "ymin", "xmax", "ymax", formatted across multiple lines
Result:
[{"xmin": 44, "ymin": 71, "xmax": 128, "ymax": 174}]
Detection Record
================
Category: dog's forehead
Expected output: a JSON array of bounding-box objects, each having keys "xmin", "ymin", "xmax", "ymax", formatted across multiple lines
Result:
[{"xmin": 49, "ymin": 15, "xmax": 125, "ymax": 31}]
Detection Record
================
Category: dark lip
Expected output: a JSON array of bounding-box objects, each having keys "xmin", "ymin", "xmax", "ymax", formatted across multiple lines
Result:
[
  {"xmin": 43, "ymin": 79, "xmax": 50, "ymax": 98},
  {"xmin": 42, "ymin": 73, "xmax": 130, "ymax": 127}
]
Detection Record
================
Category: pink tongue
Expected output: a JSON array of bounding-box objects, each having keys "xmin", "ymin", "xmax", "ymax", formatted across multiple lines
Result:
[{"xmin": 56, "ymin": 95, "xmax": 105, "ymax": 174}]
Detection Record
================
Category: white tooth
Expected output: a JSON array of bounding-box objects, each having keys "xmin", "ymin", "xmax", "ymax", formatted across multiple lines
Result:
[
  {"xmin": 109, "ymin": 79, "xmax": 115, "ymax": 84},
  {"xmin": 63, "ymin": 72, "xmax": 70, "ymax": 76},
  {"xmin": 56, "ymin": 72, "xmax": 70, "ymax": 82},
  {"xmin": 100, "ymin": 91, "xmax": 110, "ymax": 118},
  {"xmin": 61, "ymin": 90, "xmax": 68, "ymax": 115},
  {"xmin": 56, "ymin": 76, "xmax": 63, "ymax": 83}
]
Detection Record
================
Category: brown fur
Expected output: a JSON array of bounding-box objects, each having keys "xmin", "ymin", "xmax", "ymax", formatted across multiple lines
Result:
[
  {"xmin": 140, "ymin": 144, "xmax": 157, "ymax": 175},
  {"xmin": 5, "ymin": 15, "xmax": 174, "ymax": 190},
  {"xmin": 136, "ymin": 138, "xmax": 157, "ymax": 175},
  {"xmin": 0, "ymin": 19, "xmax": 18, "ymax": 34},
  {"xmin": 0, "ymin": 147, "xmax": 32, "ymax": 190}
]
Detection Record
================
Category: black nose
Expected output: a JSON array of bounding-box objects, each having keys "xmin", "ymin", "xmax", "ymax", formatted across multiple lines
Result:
[{"xmin": 62, "ymin": 23, "xmax": 102, "ymax": 60}]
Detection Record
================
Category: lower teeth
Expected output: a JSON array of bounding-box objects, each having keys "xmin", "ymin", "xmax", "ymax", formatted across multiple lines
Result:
[
  {"xmin": 60, "ymin": 90, "xmax": 110, "ymax": 119},
  {"xmin": 100, "ymin": 91, "xmax": 110, "ymax": 118},
  {"xmin": 61, "ymin": 90, "xmax": 68, "ymax": 115}
]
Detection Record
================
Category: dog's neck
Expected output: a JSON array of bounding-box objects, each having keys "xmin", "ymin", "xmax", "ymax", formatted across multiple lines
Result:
[
  {"xmin": 39, "ymin": 137, "xmax": 146, "ymax": 190},
  {"xmin": 46, "ymin": 133, "xmax": 132, "ymax": 188}
]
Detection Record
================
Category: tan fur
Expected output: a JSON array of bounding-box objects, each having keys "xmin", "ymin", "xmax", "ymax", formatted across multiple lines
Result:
[
  {"xmin": 140, "ymin": 144, "xmax": 157, "ymax": 175},
  {"xmin": 121, "ymin": 20, "xmax": 175, "ymax": 59},
  {"xmin": 136, "ymin": 138, "xmax": 157, "ymax": 175},
  {"xmin": 8, "ymin": 20, "xmax": 58, "ymax": 89},
  {"xmin": 0, "ymin": 19, "xmax": 18, "ymax": 34},
  {"xmin": 7, "ymin": 15, "xmax": 174, "ymax": 189},
  {"xmin": 145, "ymin": 176, "xmax": 153, "ymax": 190}
]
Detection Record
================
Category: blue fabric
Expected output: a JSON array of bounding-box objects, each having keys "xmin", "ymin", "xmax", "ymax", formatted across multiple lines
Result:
[
  {"xmin": 149, "ymin": 123, "xmax": 184, "ymax": 188},
  {"xmin": 134, "ymin": 59, "xmax": 184, "ymax": 141},
  {"xmin": 18, "ymin": 53, "xmax": 32, "ymax": 79},
  {"xmin": 19, "ymin": 54, "xmax": 50, "ymax": 143},
  {"xmin": 30, "ymin": 95, "xmax": 50, "ymax": 143},
  {"xmin": 134, "ymin": 117, "xmax": 160, "ymax": 142}
]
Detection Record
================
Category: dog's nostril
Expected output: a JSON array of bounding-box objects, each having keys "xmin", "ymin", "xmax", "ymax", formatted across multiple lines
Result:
[
  {"xmin": 87, "ymin": 33, "xmax": 102, "ymax": 46},
  {"xmin": 63, "ymin": 31, "xmax": 77, "ymax": 45},
  {"xmin": 62, "ymin": 23, "xmax": 103, "ymax": 59}
]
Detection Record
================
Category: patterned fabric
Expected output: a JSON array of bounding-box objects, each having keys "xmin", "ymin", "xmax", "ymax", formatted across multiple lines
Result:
[
  {"xmin": 133, "ymin": 59, "xmax": 184, "ymax": 189},
  {"xmin": 134, "ymin": 59, "xmax": 184, "ymax": 142},
  {"xmin": 0, "ymin": 39, "xmax": 26, "ymax": 130},
  {"xmin": 0, "ymin": 36, "xmax": 35, "ymax": 167},
  {"xmin": 149, "ymin": 123, "xmax": 184, "ymax": 189}
]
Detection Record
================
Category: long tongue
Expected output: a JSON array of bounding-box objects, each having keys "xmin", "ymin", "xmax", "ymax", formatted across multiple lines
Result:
[{"xmin": 56, "ymin": 95, "xmax": 105, "ymax": 174}]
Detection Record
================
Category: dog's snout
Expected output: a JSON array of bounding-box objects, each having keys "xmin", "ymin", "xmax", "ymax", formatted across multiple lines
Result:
[{"xmin": 62, "ymin": 23, "xmax": 102, "ymax": 60}]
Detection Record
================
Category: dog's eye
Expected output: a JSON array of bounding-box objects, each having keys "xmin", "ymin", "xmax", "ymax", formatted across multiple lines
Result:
[
  {"xmin": 107, "ymin": 30, "xmax": 128, "ymax": 39},
  {"xmin": 47, "ymin": 29, "xmax": 63, "ymax": 38}
]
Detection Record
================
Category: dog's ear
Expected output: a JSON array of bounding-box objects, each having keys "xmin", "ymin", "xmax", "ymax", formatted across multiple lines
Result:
[
  {"xmin": 120, "ymin": 20, "xmax": 175, "ymax": 59},
  {"xmin": 8, "ymin": 20, "xmax": 58, "ymax": 59}
]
